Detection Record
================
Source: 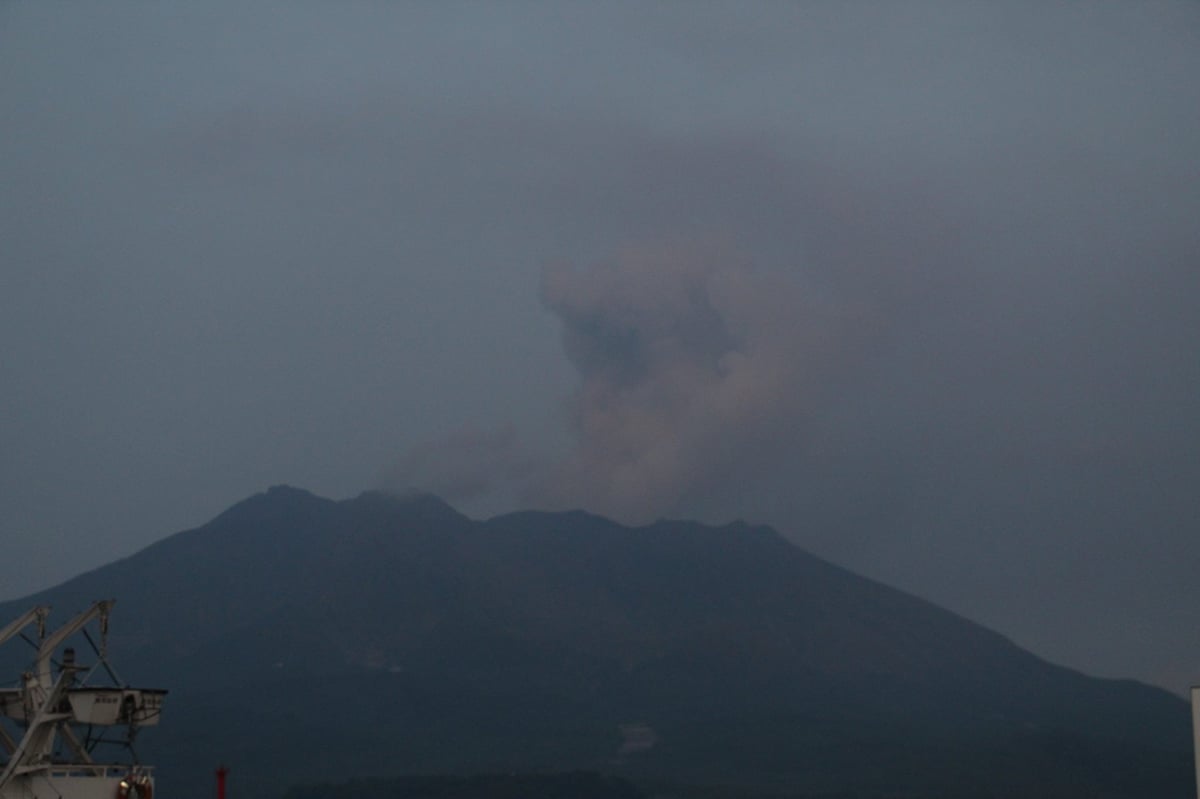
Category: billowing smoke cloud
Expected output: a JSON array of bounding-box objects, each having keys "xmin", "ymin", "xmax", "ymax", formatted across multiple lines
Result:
[
  {"xmin": 382, "ymin": 238, "xmax": 887, "ymax": 524},
  {"xmin": 531, "ymin": 242, "xmax": 877, "ymax": 523}
]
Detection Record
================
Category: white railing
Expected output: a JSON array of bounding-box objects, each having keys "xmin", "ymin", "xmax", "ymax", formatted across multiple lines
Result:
[{"xmin": 38, "ymin": 766, "xmax": 154, "ymax": 779}]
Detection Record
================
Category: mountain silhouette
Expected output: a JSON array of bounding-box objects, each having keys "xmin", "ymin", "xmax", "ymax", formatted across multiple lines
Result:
[{"xmin": 1, "ymin": 486, "xmax": 1191, "ymax": 799}]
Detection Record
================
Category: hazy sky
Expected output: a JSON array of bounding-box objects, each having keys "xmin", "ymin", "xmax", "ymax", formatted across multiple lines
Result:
[{"xmin": 3, "ymin": 2, "xmax": 1198, "ymax": 693}]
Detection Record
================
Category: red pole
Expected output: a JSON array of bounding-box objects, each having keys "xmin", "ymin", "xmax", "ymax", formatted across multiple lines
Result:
[{"xmin": 215, "ymin": 765, "xmax": 229, "ymax": 799}]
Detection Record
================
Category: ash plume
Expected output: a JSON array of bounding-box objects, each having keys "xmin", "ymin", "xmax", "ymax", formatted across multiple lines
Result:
[{"xmin": 532, "ymin": 242, "xmax": 877, "ymax": 524}]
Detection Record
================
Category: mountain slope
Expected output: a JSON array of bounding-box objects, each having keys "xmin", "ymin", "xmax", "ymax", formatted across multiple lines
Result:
[{"xmin": 0, "ymin": 487, "xmax": 1191, "ymax": 799}]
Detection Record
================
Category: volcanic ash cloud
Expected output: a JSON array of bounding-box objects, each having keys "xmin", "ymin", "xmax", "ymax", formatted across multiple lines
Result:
[{"xmin": 535, "ymin": 243, "xmax": 874, "ymax": 524}]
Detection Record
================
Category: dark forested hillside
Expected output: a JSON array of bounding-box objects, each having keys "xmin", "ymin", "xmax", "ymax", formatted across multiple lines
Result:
[{"xmin": 282, "ymin": 772, "xmax": 644, "ymax": 799}]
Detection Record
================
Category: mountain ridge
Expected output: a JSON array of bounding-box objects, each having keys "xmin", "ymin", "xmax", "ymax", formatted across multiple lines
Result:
[{"xmin": 0, "ymin": 486, "xmax": 1190, "ymax": 799}]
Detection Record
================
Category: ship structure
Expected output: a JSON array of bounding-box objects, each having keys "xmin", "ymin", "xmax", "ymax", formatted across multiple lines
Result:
[{"xmin": 0, "ymin": 601, "xmax": 164, "ymax": 799}]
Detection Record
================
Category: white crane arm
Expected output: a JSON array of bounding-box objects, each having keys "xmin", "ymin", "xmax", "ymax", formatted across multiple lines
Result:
[
  {"xmin": 0, "ymin": 606, "xmax": 49, "ymax": 650},
  {"xmin": 35, "ymin": 600, "xmax": 114, "ymax": 688}
]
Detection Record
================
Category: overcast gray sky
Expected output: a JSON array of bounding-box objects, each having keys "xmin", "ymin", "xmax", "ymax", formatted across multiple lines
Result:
[{"xmin": 3, "ymin": 1, "xmax": 1198, "ymax": 693}]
